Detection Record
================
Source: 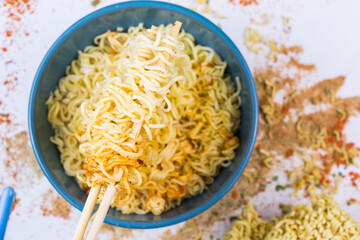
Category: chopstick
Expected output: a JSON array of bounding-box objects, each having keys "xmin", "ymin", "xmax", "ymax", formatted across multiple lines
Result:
[
  {"xmin": 85, "ymin": 168, "xmax": 123, "ymax": 240},
  {"xmin": 73, "ymin": 185, "xmax": 100, "ymax": 240},
  {"xmin": 73, "ymin": 21, "xmax": 182, "ymax": 240}
]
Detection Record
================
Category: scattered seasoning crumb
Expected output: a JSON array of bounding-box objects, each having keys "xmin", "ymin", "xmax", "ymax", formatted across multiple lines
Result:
[
  {"xmin": 279, "ymin": 204, "xmax": 292, "ymax": 214},
  {"xmin": 324, "ymin": 86, "xmax": 330, "ymax": 96},
  {"xmin": 228, "ymin": 0, "xmax": 258, "ymax": 6},
  {"xmin": 283, "ymin": 16, "xmax": 291, "ymax": 32},
  {"xmin": 276, "ymin": 184, "xmax": 290, "ymax": 191},
  {"xmin": 251, "ymin": 14, "xmax": 269, "ymax": 25},
  {"xmin": 5, "ymin": 30, "xmax": 13, "ymax": 37},
  {"xmin": 349, "ymin": 172, "xmax": 360, "ymax": 187},
  {"xmin": 288, "ymin": 57, "xmax": 315, "ymax": 71},
  {"xmin": 91, "ymin": 0, "xmax": 100, "ymax": 7},
  {"xmin": 40, "ymin": 190, "xmax": 71, "ymax": 219},
  {"xmin": 346, "ymin": 198, "xmax": 360, "ymax": 205},
  {"xmin": 285, "ymin": 149, "xmax": 295, "ymax": 158},
  {"xmin": 0, "ymin": 113, "xmax": 11, "ymax": 124},
  {"xmin": 259, "ymin": 184, "xmax": 266, "ymax": 191},
  {"xmin": 232, "ymin": 190, "xmax": 238, "ymax": 199},
  {"xmin": 197, "ymin": 0, "xmax": 208, "ymax": 4}
]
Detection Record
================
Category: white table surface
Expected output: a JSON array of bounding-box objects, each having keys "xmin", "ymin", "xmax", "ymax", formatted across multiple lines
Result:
[{"xmin": 1, "ymin": 0, "xmax": 360, "ymax": 239}]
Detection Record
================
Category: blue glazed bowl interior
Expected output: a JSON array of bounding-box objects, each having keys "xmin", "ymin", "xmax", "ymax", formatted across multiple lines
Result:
[{"xmin": 28, "ymin": 1, "xmax": 258, "ymax": 229}]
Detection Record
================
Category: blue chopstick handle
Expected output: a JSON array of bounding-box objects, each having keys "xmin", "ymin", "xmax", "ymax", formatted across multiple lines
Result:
[{"xmin": 0, "ymin": 187, "xmax": 15, "ymax": 240}]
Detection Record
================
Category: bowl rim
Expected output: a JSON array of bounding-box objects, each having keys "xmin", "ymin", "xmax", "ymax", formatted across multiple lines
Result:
[{"xmin": 28, "ymin": 0, "xmax": 258, "ymax": 229}]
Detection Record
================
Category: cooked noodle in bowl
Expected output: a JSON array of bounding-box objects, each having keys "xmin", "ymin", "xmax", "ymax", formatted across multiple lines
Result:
[{"xmin": 46, "ymin": 23, "xmax": 241, "ymax": 215}]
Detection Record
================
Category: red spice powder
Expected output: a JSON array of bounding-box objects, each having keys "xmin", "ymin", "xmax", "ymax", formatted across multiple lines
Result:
[
  {"xmin": 0, "ymin": 113, "xmax": 11, "ymax": 124},
  {"xmin": 346, "ymin": 143, "xmax": 355, "ymax": 149},
  {"xmin": 232, "ymin": 190, "xmax": 238, "ymax": 199},
  {"xmin": 282, "ymin": 106, "xmax": 290, "ymax": 114},
  {"xmin": 2, "ymin": 0, "xmax": 37, "ymax": 42},
  {"xmin": 5, "ymin": 30, "xmax": 12, "ymax": 37},
  {"xmin": 349, "ymin": 172, "xmax": 360, "ymax": 187},
  {"xmin": 2, "ymin": 0, "xmax": 37, "ymax": 101},
  {"xmin": 3, "ymin": 0, "xmax": 35, "ymax": 18},
  {"xmin": 228, "ymin": 0, "xmax": 258, "ymax": 6},
  {"xmin": 239, "ymin": 0, "xmax": 258, "ymax": 6},
  {"xmin": 3, "ymin": 72, "xmax": 19, "ymax": 91},
  {"xmin": 285, "ymin": 149, "xmax": 295, "ymax": 158}
]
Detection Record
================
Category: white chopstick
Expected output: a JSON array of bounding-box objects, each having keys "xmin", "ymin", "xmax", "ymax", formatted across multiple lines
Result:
[
  {"xmin": 73, "ymin": 185, "xmax": 100, "ymax": 240},
  {"xmin": 86, "ymin": 169, "xmax": 123, "ymax": 240}
]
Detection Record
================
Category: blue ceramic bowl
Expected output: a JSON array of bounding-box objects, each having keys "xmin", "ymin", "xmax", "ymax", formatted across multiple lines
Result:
[{"xmin": 28, "ymin": 1, "xmax": 258, "ymax": 229}]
